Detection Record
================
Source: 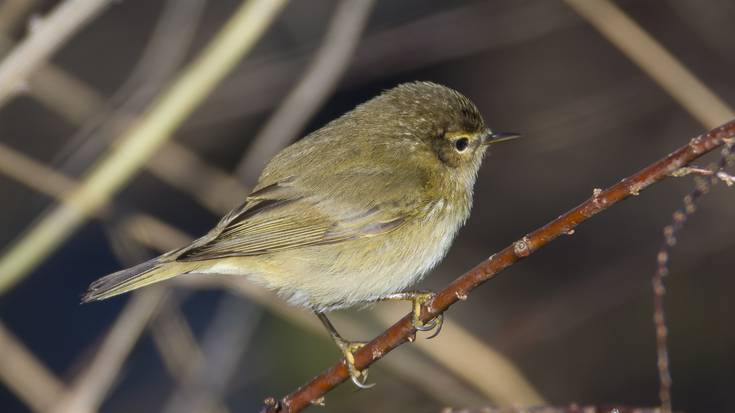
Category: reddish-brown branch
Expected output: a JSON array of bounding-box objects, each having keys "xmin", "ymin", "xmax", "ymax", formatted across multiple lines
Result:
[{"xmin": 261, "ymin": 119, "xmax": 735, "ymax": 413}]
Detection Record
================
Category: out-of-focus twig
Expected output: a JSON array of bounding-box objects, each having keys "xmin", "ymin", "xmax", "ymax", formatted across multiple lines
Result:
[
  {"xmin": 563, "ymin": 2, "xmax": 734, "ymax": 411},
  {"xmin": 150, "ymin": 298, "xmax": 205, "ymax": 381},
  {"xmin": 0, "ymin": 321, "xmax": 65, "ymax": 413},
  {"xmin": 148, "ymin": 143, "xmax": 248, "ymax": 214},
  {"xmin": 261, "ymin": 121, "xmax": 735, "ymax": 413},
  {"xmin": 0, "ymin": 142, "xmax": 77, "ymax": 199},
  {"xmin": 9, "ymin": 46, "xmax": 245, "ymax": 213},
  {"xmin": 53, "ymin": 289, "xmax": 166, "ymax": 413},
  {"xmin": 192, "ymin": 0, "xmax": 578, "ymax": 130},
  {"xmin": 235, "ymin": 0, "xmax": 375, "ymax": 182},
  {"xmin": 375, "ymin": 307, "xmax": 544, "ymax": 406},
  {"xmin": 0, "ymin": 0, "xmax": 288, "ymax": 295},
  {"xmin": 161, "ymin": 296, "xmax": 260, "ymax": 413},
  {"xmin": 0, "ymin": 0, "xmax": 113, "ymax": 106},
  {"xmin": 53, "ymin": 0, "xmax": 207, "ymax": 176},
  {"xmin": 564, "ymin": 0, "xmax": 734, "ymax": 128},
  {"xmin": 0, "ymin": 0, "xmax": 40, "ymax": 34}
]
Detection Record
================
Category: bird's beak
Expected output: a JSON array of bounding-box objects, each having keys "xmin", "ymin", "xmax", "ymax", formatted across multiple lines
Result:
[{"xmin": 482, "ymin": 130, "xmax": 521, "ymax": 146}]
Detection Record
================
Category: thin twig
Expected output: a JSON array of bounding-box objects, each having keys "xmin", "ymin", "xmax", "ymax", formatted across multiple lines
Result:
[
  {"xmin": 0, "ymin": 321, "xmax": 65, "ymax": 413},
  {"xmin": 234, "ymin": 0, "xmax": 375, "ymax": 182},
  {"xmin": 0, "ymin": 0, "xmax": 288, "ymax": 295},
  {"xmin": 375, "ymin": 307, "xmax": 544, "ymax": 406},
  {"xmin": 653, "ymin": 140, "xmax": 735, "ymax": 413},
  {"xmin": 0, "ymin": 0, "xmax": 114, "ymax": 106},
  {"xmin": 51, "ymin": 0, "xmax": 207, "ymax": 176},
  {"xmin": 161, "ymin": 296, "xmax": 260, "ymax": 413},
  {"xmin": 53, "ymin": 288, "xmax": 166, "ymax": 413},
  {"xmin": 0, "ymin": 0, "xmax": 41, "ymax": 35},
  {"xmin": 564, "ymin": 0, "xmax": 734, "ymax": 128},
  {"xmin": 192, "ymin": 1, "xmax": 578, "ymax": 130},
  {"xmin": 261, "ymin": 120, "xmax": 735, "ymax": 412}
]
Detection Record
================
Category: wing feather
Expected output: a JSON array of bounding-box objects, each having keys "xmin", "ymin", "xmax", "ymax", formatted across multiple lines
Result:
[{"xmin": 177, "ymin": 169, "xmax": 428, "ymax": 262}]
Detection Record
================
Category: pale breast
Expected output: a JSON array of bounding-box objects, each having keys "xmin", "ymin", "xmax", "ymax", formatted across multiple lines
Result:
[{"xmin": 276, "ymin": 198, "xmax": 467, "ymax": 310}]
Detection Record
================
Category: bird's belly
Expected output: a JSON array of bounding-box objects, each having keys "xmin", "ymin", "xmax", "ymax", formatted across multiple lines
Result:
[{"xmin": 255, "ymin": 213, "xmax": 462, "ymax": 311}]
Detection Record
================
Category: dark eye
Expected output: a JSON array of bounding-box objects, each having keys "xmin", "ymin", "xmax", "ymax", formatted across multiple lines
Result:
[{"xmin": 455, "ymin": 138, "xmax": 469, "ymax": 152}]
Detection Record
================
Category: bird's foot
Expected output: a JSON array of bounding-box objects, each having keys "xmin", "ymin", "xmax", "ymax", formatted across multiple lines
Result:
[
  {"xmin": 333, "ymin": 338, "xmax": 374, "ymax": 389},
  {"xmin": 383, "ymin": 291, "xmax": 444, "ymax": 339}
]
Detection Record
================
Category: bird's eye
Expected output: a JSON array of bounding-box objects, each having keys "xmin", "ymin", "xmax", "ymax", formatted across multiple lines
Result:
[{"xmin": 455, "ymin": 138, "xmax": 469, "ymax": 152}]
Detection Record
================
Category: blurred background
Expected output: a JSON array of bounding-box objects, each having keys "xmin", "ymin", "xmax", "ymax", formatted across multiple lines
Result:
[{"xmin": 0, "ymin": 0, "xmax": 733, "ymax": 412}]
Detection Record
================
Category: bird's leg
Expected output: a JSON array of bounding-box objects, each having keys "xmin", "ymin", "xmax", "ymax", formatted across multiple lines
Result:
[
  {"xmin": 314, "ymin": 311, "xmax": 374, "ymax": 389},
  {"xmin": 379, "ymin": 291, "xmax": 443, "ymax": 339}
]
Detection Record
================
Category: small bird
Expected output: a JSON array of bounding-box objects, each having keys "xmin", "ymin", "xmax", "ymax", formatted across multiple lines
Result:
[{"xmin": 83, "ymin": 81, "xmax": 518, "ymax": 387}]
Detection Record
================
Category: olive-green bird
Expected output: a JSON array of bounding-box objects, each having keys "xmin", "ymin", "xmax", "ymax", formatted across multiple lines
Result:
[{"xmin": 82, "ymin": 81, "xmax": 518, "ymax": 387}]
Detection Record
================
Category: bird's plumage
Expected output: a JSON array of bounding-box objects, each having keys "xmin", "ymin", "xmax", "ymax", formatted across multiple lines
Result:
[{"xmin": 83, "ymin": 81, "xmax": 492, "ymax": 311}]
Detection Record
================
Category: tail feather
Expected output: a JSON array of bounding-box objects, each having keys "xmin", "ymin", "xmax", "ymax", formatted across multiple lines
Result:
[{"xmin": 81, "ymin": 258, "xmax": 186, "ymax": 303}]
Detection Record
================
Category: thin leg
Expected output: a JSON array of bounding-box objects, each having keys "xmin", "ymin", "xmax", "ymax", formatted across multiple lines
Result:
[
  {"xmin": 379, "ymin": 291, "xmax": 444, "ymax": 339},
  {"xmin": 315, "ymin": 311, "xmax": 374, "ymax": 389}
]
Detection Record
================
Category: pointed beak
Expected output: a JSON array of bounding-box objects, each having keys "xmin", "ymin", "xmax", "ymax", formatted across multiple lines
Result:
[{"xmin": 482, "ymin": 130, "xmax": 521, "ymax": 146}]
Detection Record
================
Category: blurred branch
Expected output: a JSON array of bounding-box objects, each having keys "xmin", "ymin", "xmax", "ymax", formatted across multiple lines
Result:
[
  {"xmin": 0, "ymin": 142, "xmax": 77, "ymax": 199},
  {"xmin": 160, "ymin": 296, "xmax": 260, "ymax": 413},
  {"xmin": 234, "ymin": 0, "xmax": 375, "ymax": 182},
  {"xmin": 261, "ymin": 121, "xmax": 735, "ymax": 413},
  {"xmin": 28, "ymin": 61, "xmax": 105, "ymax": 124},
  {"xmin": 191, "ymin": 1, "xmax": 578, "ymax": 130},
  {"xmin": 564, "ymin": 0, "xmax": 734, "ymax": 128},
  {"xmin": 148, "ymin": 143, "xmax": 248, "ymax": 214},
  {"xmin": 53, "ymin": 289, "xmax": 166, "ymax": 413},
  {"xmin": 150, "ymin": 298, "xmax": 204, "ymax": 378},
  {"xmin": 374, "ymin": 307, "xmax": 544, "ymax": 407},
  {"xmin": 52, "ymin": 0, "xmax": 207, "ymax": 176},
  {"xmin": 0, "ymin": 0, "xmax": 113, "ymax": 106},
  {"xmin": 0, "ymin": 0, "xmax": 287, "ymax": 295},
  {"xmin": 0, "ymin": 321, "xmax": 65, "ymax": 413},
  {"xmin": 12, "ymin": 48, "xmax": 245, "ymax": 213},
  {"xmin": 0, "ymin": 0, "xmax": 40, "ymax": 34}
]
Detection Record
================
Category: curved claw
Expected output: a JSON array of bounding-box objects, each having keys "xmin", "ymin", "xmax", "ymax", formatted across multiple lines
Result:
[
  {"xmin": 410, "ymin": 291, "xmax": 444, "ymax": 339},
  {"xmin": 349, "ymin": 368, "xmax": 375, "ymax": 389},
  {"xmin": 340, "ymin": 341, "xmax": 375, "ymax": 389},
  {"xmin": 425, "ymin": 313, "xmax": 444, "ymax": 339}
]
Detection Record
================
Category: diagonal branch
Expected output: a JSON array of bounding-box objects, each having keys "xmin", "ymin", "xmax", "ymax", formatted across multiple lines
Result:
[
  {"xmin": 262, "ymin": 119, "xmax": 735, "ymax": 413},
  {"xmin": 0, "ymin": 0, "xmax": 114, "ymax": 107},
  {"xmin": 0, "ymin": 0, "xmax": 287, "ymax": 295},
  {"xmin": 234, "ymin": 0, "xmax": 375, "ymax": 182}
]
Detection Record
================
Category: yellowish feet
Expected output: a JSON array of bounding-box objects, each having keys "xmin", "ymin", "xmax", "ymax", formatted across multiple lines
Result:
[
  {"xmin": 382, "ymin": 291, "xmax": 444, "ymax": 339},
  {"xmin": 333, "ymin": 337, "xmax": 374, "ymax": 389},
  {"xmin": 313, "ymin": 291, "xmax": 443, "ymax": 390},
  {"xmin": 315, "ymin": 311, "xmax": 374, "ymax": 389}
]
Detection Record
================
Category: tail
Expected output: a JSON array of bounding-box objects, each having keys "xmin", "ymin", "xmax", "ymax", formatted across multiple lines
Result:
[{"xmin": 81, "ymin": 257, "xmax": 193, "ymax": 303}]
